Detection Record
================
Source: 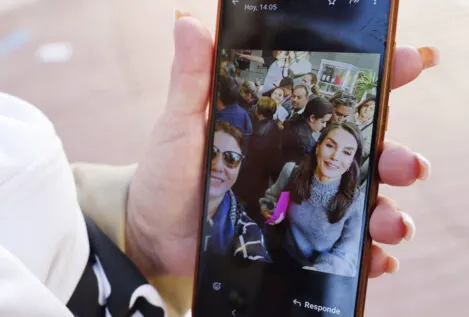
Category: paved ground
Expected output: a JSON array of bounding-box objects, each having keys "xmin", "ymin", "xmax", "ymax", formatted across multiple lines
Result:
[{"xmin": 1, "ymin": 0, "xmax": 468, "ymax": 316}]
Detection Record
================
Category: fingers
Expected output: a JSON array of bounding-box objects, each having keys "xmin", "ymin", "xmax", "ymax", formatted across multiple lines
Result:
[
  {"xmin": 372, "ymin": 45, "xmax": 436, "ymax": 278},
  {"xmin": 167, "ymin": 13, "xmax": 214, "ymax": 116},
  {"xmin": 378, "ymin": 140, "xmax": 431, "ymax": 186},
  {"xmin": 370, "ymin": 195, "xmax": 416, "ymax": 245},
  {"xmin": 368, "ymin": 195, "xmax": 417, "ymax": 278},
  {"xmin": 391, "ymin": 46, "xmax": 439, "ymax": 90},
  {"xmin": 369, "ymin": 244, "xmax": 400, "ymax": 278}
]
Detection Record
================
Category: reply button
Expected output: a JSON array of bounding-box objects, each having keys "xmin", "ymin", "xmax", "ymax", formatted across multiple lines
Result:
[{"xmin": 293, "ymin": 299, "xmax": 341, "ymax": 315}]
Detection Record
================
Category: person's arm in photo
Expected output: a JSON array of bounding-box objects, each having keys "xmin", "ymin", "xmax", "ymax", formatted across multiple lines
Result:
[
  {"xmin": 235, "ymin": 52, "xmax": 265, "ymax": 65},
  {"xmin": 259, "ymin": 162, "xmax": 295, "ymax": 214},
  {"xmin": 260, "ymin": 62, "xmax": 283, "ymax": 95},
  {"xmin": 313, "ymin": 195, "xmax": 364, "ymax": 277}
]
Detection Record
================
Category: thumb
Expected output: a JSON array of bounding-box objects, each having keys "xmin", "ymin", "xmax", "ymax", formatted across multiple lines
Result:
[{"xmin": 166, "ymin": 14, "xmax": 214, "ymax": 116}]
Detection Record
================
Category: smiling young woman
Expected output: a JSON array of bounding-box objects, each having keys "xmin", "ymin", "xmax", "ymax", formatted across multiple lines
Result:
[{"xmin": 260, "ymin": 122, "xmax": 365, "ymax": 277}]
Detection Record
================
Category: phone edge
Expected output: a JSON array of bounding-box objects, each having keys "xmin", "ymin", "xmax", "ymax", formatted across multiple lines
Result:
[
  {"xmin": 354, "ymin": 1, "xmax": 400, "ymax": 316},
  {"xmin": 191, "ymin": 0, "xmax": 224, "ymax": 315}
]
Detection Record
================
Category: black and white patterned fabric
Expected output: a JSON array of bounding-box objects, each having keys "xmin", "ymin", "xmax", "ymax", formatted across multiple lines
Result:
[
  {"xmin": 67, "ymin": 215, "xmax": 166, "ymax": 317},
  {"xmin": 232, "ymin": 210, "xmax": 272, "ymax": 262},
  {"xmin": 204, "ymin": 190, "xmax": 271, "ymax": 262}
]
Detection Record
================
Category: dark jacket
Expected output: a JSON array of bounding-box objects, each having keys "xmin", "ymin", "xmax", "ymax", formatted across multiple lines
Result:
[
  {"xmin": 234, "ymin": 118, "xmax": 281, "ymax": 223},
  {"xmin": 274, "ymin": 117, "xmax": 316, "ymax": 178},
  {"xmin": 282, "ymin": 96, "xmax": 293, "ymax": 117}
]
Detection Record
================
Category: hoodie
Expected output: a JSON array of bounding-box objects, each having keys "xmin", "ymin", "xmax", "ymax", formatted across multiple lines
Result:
[
  {"xmin": 0, "ymin": 92, "xmax": 89, "ymax": 315},
  {"xmin": 0, "ymin": 92, "xmax": 166, "ymax": 316}
]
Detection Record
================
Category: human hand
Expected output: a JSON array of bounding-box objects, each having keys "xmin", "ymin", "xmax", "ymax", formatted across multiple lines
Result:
[
  {"xmin": 261, "ymin": 208, "xmax": 273, "ymax": 220},
  {"xmin": 124, "ymin": 14, "xmax": 439, "ymax": 279}
]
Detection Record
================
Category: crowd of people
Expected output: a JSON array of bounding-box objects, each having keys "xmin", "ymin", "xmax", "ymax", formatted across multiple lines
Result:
[{"xmin": 204, "ymin": 50, "xmax": 378, "ymax": 277}]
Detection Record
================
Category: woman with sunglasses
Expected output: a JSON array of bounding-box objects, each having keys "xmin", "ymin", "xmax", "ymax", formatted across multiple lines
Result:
[
  {"xmin": 260, "ymin": 122, "xmax": 364, "ymax": 277},
  {"xmin": 205, "ymin": 119, "xmax": 270, "ymax": 262}
]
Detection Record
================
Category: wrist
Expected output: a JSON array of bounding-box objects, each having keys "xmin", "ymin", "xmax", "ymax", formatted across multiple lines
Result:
[
  {"xmin": 124, "ymin": 147, "xmax": 202, "ymax": 278},
  {"xmin": 125, "ymin": 204, "xmax": 160, "ymax": 279}
]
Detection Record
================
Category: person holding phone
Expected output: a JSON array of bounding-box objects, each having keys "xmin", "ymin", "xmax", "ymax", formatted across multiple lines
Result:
[
  {"xmin": 0, "ymin": 12, "xmax": 438, "ymax": 316},
  {"xmin": 260, "ymin": 122, "xmax": 364, "ymax": 277}
]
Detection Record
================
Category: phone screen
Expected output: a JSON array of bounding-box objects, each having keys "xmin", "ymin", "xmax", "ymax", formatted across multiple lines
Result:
[{"xmin": 194, "ymin": 0, "xmax": 394, "ymax": 316}]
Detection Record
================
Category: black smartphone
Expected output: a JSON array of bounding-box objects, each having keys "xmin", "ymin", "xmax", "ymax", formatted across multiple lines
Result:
[{"xmin": 193, "ymin": 0, "xmax": 398, "ymax": 316}]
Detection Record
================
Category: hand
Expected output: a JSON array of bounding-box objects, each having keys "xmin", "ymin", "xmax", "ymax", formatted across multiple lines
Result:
[
  {"xmin": 261, "ymin": 208, "xmax": 274, "ymax": 220},
  {"xmin": 125, "ymin": 15, "xmax": 439, "ymax": 279}
]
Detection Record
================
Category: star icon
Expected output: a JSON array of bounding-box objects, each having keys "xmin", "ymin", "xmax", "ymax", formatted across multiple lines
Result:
[{"xmin": 328, "ymin": 0, "xmax": 336, "ymax": 5}]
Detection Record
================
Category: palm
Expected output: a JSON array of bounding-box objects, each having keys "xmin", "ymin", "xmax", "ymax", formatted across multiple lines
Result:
[{"xmin": 128, "ymin": 110, "xmax": 208, "ymax": 276}]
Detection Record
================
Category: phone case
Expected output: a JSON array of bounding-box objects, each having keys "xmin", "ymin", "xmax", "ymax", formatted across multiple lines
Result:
[{"xmin": 193, "ymin": 1, "xmax": 401, "ymax": 316}]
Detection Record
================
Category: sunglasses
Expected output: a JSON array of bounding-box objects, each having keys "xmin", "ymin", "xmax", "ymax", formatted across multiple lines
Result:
[{"xmin": 212, "ymin": 146, "xmax": 244, "ymax": 169}]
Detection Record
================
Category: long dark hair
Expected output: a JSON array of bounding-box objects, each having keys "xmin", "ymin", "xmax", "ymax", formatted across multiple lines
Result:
[
  {"xmin": 286, "ymin": 122, "xmax": 363, "ymax": 224},
  {"xmin": 302, "ymin": 97, "xmax": 333, "ymax": 121}
]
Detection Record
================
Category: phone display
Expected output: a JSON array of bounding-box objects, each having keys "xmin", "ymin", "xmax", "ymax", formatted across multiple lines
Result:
[{"xmin": 194, "ymin": 1, "xmax": 397, "ymax": 316}]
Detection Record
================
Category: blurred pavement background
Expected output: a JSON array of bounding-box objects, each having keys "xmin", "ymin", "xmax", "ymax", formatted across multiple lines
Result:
[{"xmin": 1, "ymin": 0, "xmax": 468, "ymax": 316}]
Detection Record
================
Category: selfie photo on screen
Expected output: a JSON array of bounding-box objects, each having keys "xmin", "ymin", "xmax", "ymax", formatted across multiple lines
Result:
[{"xmin": 204, "ymin": 49, "xmax": 380, "ymax": 277}]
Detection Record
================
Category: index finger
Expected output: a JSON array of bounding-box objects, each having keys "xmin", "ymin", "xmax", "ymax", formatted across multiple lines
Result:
[{"xmin": 391, "ymin": 46, "xmax": 439, "ymax": 90}]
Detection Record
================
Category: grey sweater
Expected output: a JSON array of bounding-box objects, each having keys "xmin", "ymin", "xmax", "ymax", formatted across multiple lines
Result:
[{"xmin": 260, "ymin": 163, "xmax": 364, "ymax": 277}]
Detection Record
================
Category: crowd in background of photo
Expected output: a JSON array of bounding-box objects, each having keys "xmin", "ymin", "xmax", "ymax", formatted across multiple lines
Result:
[{"xmin": 203, "ymin": 49, "xmax": 380, "ymax": 277}]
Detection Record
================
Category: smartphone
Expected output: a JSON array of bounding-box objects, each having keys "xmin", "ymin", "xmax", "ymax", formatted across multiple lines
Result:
[{"xmin": 193, "ymin": 0, "xmax": 398, "ymax": 316}]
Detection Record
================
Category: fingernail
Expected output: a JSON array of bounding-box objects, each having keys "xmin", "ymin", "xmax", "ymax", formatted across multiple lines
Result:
[
  {"xmin": 418, "ymin": 47, "xmax": 440, "ymax": 69},
  {"xmin": 414, "ymin": 152, "xmax": 431, "ymax": 181},
  {"xmin": 174, "ymin": 8, "xmax": 191, "ymax": 24},
  {"xmin": 386, "ymin": 256, "xmax": 400, "ymax": 274},
  {"xmin": 401, "ymin": 211, "xmax": 416, "ymax": 242}
]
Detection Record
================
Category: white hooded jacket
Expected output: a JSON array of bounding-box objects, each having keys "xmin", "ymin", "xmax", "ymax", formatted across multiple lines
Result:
[
  {"xmin": 0, "ymin": 92, "xmax": 89, "ymax": 315},
  {"xmin": 0, "ymin": 93, "xmax": 167, "ymax": 317}
]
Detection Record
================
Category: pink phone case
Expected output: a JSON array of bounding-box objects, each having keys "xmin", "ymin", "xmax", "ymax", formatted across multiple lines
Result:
[{"xmin": 266, "ymin": 191, "xmax": 290, "ymax": 224}]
